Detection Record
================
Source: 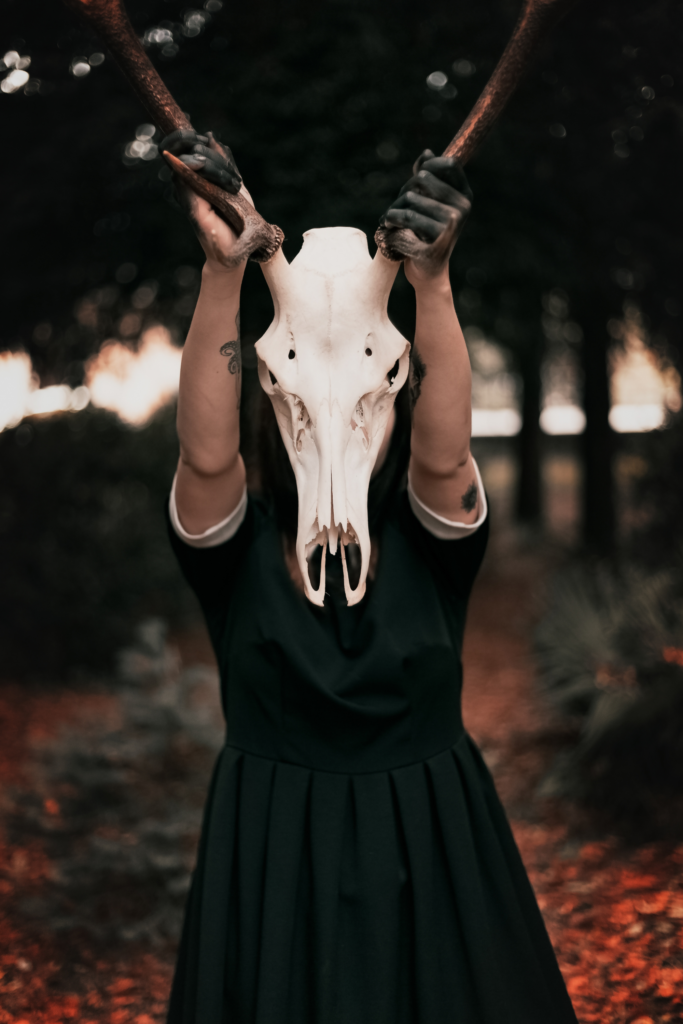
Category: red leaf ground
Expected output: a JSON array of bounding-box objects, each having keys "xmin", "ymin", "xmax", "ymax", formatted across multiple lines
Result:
[{"xmin": 1, "ymin": 542, "xmax": 682, "ymax": 1023}]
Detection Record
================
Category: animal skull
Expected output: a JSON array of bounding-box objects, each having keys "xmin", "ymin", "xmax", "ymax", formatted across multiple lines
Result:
[
  {"xmin": 256, "ymin": 227, "xmax": 410, "ymax": 607},
  {"xmin": 63, "ymin": 0, "xmax": 576, "ymax": 606}
]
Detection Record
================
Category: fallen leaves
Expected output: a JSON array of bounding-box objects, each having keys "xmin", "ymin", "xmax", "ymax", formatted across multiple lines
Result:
[
  {"xmin": 464, "ymin": 562, "xmax": 683, "ymax": 1024},
  {"xmin": 635, "ymin": 893, "xmax": 670, "ymax": 915},
  {"xmin": 512, "ymin": 823, "xmax": 683, "ymax": 1022},
  {"xmin": 0, "ymin": 567, "xmax": 682, "ymax": 1024}
]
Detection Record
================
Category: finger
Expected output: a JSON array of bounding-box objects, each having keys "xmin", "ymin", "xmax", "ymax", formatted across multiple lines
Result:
[
  {"xmin": 178, "ymin": 153, "xmax": 207, "ymax": 171},
  {"xmin": 412, "ymin": 148, "xmax": 436, "ymax": 175},
  {"xmin": 192, "ymin": 142, "xmax": 240, "ymax": 171},
  {"xmin": 201, "ymin": 159, "xmax": 242, "ymax": 193},
  {"xmin": 206, "ymin": 132, "xmax": 242, "ymax": 180},
  {"xmin": 399, "ymin": 170, "xmax": 471, "ymax": 212},
  {"xmin": 389, "ymin": 191, "xmax": 455, "ymax": 225},
  {"xmin": 191, "ymin": 143, "xmax": 229, "ymax": 162},
  {"xmin": 159, "ymin": 129, "xmax": 208, "ymax": 156},
  {"xmin": 381, "ymin": 207, "xmax": 443, "ymax": 243},
  {"xmin": 415, "ymin": 156, "xmax": 473, "ymax": 201},
  {"xmin": 189, "ymin": 144, "xmax": 241, "ymax": 192},
  {"xmin": 174, "ymin": 151, "xmax": 241, "ymax": 194}
]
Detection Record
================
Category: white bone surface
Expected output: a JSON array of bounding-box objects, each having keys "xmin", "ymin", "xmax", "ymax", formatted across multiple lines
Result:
[{"xmin": 256, "ymin": 227, "xmax": 410, "ymax": 606}]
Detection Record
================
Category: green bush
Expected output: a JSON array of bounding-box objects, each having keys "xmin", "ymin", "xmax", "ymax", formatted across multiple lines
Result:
[
  {"xmin": 0, "ymin": 404, "xmax": 196, "ymax": 679},
  {"xmin": 535, "ymin": 561, "xmax": 683, "ymax": 840}
]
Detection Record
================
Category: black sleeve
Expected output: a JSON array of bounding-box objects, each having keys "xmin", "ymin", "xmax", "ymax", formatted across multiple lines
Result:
[
  {"xmin": 165, "ymin": 496, "xmax": 256, "ymax": 616},
  {"xmin": 396, "ymin": 490, "xmax": 489, "ymax": 603}
]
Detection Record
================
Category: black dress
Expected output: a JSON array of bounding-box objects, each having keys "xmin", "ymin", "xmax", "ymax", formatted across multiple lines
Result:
[{"xmin": 166, "ymin": 490, "xmax": 577, "ymax": 1024}]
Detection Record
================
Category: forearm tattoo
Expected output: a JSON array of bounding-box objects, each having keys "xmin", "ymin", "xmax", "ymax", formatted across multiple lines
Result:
[
  {"xmin": 220, "ymin": 310, "xmax": 242, "ymax": 408},
  {"xmin": 409, "ymin": 346, "xmax": 427, "ymax": 412},
  {"xmin": 461, "ymin": 481, "xmax": 477, "ymax": 513}
]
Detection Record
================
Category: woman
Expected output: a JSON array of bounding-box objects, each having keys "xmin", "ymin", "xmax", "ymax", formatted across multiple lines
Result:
[{"xmin": 162, "ymin": 130, "xmax": 577, "ymax": 1023}]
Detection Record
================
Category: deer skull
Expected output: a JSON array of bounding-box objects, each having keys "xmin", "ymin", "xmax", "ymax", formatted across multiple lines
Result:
[
  {"xmin": 62, "ymin": 0, "xmax": 577, "ymax": 606},
  {"xmin": 256, "ymin": 227, "xmax": 410, "ymax": 607}
]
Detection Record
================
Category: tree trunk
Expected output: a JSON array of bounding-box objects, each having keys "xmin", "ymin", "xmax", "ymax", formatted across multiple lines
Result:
[
  {"xmin": 580, "ymin": 313, "xmax": 616, "ymax": 552},
  {"xmin": 515, "ymin": 334, "xmax": 542, "ymax": 524}
]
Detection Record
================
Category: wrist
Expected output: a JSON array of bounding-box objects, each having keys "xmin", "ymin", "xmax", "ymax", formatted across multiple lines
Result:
[
  {"xmin": 201, "ymin": 259, "xmax": 245, "ymax": 296},
  {"xmin": 412, "ymin": 267, "xmax": 453, "ymax": 302}
]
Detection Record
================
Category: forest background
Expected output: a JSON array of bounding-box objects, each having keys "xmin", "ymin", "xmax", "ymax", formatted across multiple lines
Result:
[
  {"xmin": 1, "ymin": 0, "xmax": 683, "ymax": 825},
  {"xmin": 2, "ymin": 3, "xmax": 683, "ymax": 1019}
]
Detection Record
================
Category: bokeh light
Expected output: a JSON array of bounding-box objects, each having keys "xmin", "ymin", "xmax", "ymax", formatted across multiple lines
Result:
[
  {"xmin": 0, "ymin": 351, "xmax": 35, "ymax": 431},
  {"xmin": 0, "ymin": 329, "xmax": 182, "ymax": 431},
  {"xmin": 84, "ymin": 327, "xmax": 182, "ymax": 425}
]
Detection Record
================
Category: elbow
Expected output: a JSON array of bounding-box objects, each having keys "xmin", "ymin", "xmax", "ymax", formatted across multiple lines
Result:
[
  {"xmin": 178, "ymin": 444, "xmax": 241, "ymax": 480},
  {"xmin": 411, "ymin": 441, "xmax": 471, "ymax": 482}
]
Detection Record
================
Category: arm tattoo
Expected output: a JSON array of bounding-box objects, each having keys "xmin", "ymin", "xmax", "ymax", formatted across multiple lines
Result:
[
  {"xmin": 219, "ymin": 340, "xmax": 241, "ymax": 374},
  {"xmin": 409, "ymin": 346, "xmax": 426, "ymax": 413},
  {"xmin": 219, "ymin": 310, "xmax": 242, "ymax": 407},
  {"xmin": 461, "ymin": 481, "xmax": 478, "ymax": 513}
]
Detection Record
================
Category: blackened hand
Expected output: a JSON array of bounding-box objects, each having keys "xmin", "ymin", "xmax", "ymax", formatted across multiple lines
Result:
[
  {"xmin": 380, "ymin": 149, "xmax": 472, "ymax": 244},
  {"xmin": 159, "ymin": 129, "xmax": 249, "ymax": 268},
  {"xmin": 160, "ymin": 129, "xmax": 242, "ymax": 194}
]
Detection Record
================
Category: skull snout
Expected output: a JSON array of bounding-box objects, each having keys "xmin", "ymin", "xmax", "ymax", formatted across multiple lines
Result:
[
  {"xmin": 330, "ymin": 404, "xmax": 349, "ymax": 536},
  {"xmin": 315, "ymin": 402, "xmax": 332, "ymax": 534},
  {"xmin": 313, "ymin": 403, "xmax": 351, "ymax": 556},
  {"xmin": 304, "ymin": 400, "xmax": 369, "ymax": 605}
]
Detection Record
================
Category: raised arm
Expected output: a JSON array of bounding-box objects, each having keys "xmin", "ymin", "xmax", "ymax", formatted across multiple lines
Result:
[
  {"xmin": 380, "ymin": 152, "xmax": 479, "ymax": 524},
  {"xmin": 163, "ymin": 131, "xmax": 249, "ymax": 534}
]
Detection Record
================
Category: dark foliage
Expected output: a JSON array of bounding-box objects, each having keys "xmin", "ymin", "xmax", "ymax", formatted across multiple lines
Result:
[
  {"xmin": 575, "ymin": 674, "xmax": 683, "ymax": 842},
  {"xmin": 4, "ymin": 624, "xmax": 224, "ymax": 947},
  {"xmin": 3, "ymin": 0, "xmax": 683, "ymax": 675},
  {"xmin": 535, "ymin": 557, "xmax": 683, "ymax": 840},
  {"xmin": 3, "ymin": 0, "xmax": 683, "ymax": 373},
  {"xmin": 0, "ymin": 405, "xmax": 194, "ymax": 679},
  {"xmin": 625, "ymin": 409, "xmax": 683, "ymax": 566}
]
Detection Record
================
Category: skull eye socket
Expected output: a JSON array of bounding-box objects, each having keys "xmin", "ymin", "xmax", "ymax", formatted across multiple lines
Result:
[
  {"xmin": 387, "ymin": 359, "xmax": 400, "ymax": 386},
  {"xmin": 351, "ymin": 400, "xmax": 370, "ymax": 451},
  {"xmin": 269, "ymin": 370, "xmax": 278, "ymax": 386},
  {"xmin": 294, "ymin": 397, "xmax": 311, "ymax": 452}
]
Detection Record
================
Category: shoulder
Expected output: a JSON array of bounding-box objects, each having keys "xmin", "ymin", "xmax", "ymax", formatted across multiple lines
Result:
[
  {"xmin": 391, "ymin": 482, "xmax": 489, "ymax": 602},
  {"xmin": 166, "ymin": 491, "xmax": 272, "ymax": 609}
]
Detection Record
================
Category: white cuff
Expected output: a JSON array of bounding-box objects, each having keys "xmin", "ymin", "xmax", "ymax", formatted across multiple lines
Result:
[
  {"xmin": 407, "ymin": 458, "xmax": 487, "ymax": 540},
  {"xmin": 169, "ymin": 472, "xmax": 248, "ymax": 548}
]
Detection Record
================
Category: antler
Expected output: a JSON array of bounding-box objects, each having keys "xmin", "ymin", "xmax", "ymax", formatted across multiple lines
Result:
[
  {"xmin": 61, "ymin": 0, "xmax": 283, "ymax": 264},
  {"xmin": 375, "ymin": 0, "xmax": 581, "ymax": 267}
]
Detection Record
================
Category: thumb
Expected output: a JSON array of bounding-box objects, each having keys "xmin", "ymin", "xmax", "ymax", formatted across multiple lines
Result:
[{"xmin": 412, "ymin": 148, "xmax": 436, "ymax": 175}]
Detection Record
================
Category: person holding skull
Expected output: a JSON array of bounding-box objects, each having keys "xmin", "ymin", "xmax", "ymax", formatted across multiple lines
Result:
[{"xmin": 163, "ymin": 131, "xmax": 577, "ymax": 1023}]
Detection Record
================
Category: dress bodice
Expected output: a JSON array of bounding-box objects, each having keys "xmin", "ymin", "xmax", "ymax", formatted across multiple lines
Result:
[{"xmin": 168, "ymin": 491, "xmax": 489, "ymax": 774}]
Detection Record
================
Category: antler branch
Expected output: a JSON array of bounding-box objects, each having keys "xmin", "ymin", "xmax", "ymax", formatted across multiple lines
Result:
[
  {"xmin": 61, "ymin": 0, "xmax": 283, "ymax": 264},
  {"xmin": 375, "ymin": 0, "xmax": 581, "ymax": 266}
]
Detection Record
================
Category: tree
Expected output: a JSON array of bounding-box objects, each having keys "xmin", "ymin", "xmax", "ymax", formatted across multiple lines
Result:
[{"xmin": 3, "ymin": 0, "xmax": 682, "ymax": 550}]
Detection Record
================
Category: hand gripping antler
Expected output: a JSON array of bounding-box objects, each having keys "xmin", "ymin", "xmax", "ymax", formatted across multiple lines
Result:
[
  {"xmin": 375, "ymin": 0, "xmax": 581, "ymax": 268},
  {"xmin": 61, "ymin": 0, "xmax": 283, "ymax": 264}
]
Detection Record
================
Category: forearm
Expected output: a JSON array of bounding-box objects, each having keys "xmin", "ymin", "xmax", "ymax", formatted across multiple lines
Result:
[
  {"xmin": 408, "ymin": 271, "xmax": 478, "ymax": 522},
  {"xmin": 410, "ymin": 272, "xmax": 472, "ymax": 472},
  {"xmin": 177, "ymin": 261, "xmax": 245, "ymax": 475},
  {"xmin": 381, "ymin": 149, "xmax": 478, "ymax": 522}
]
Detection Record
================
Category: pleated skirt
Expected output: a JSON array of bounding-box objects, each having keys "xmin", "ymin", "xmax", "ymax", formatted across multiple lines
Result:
[{"xmin": 167, "ymin": 733, "xmax": 577, "ymax": 1024}]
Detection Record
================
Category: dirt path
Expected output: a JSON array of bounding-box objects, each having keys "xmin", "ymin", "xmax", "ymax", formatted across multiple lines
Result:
[
  {"xmin": 0, "ymin": 549, "xmax": 682, "ymax": 1023},
  {"xmin": 464, "ymin": 546, "xmax": 683, "ymax": 1024}
]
